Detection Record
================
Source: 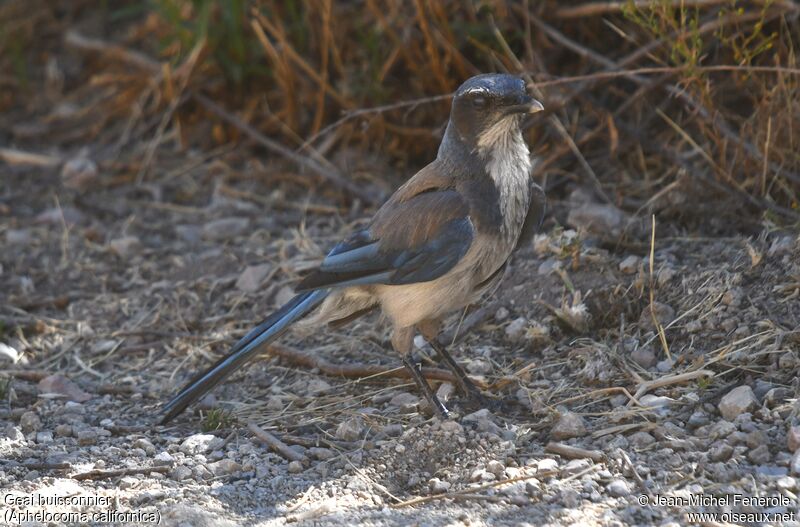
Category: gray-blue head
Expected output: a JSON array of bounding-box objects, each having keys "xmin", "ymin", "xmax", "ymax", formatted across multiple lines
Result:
[{"xmin": 445, "ymin": 73, "xmax": 543, "ymax": 151}]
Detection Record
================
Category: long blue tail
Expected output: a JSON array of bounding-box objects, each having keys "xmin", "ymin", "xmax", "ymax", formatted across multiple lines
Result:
[{"xmin": 160, "ymin": 289, "xmax": 329, "ymax": 424}]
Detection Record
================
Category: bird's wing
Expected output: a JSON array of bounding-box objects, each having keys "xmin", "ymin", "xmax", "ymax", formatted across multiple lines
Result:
[
  {"xmin": 514, "ymin": 180, "xmax": 547, "ymax": 251},
  {"xmin": 297, "ymin": 167, "xmax": 474, "ymax": 291}
]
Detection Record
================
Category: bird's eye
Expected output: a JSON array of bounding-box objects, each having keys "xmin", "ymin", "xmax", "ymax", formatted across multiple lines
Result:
[{"xmin": 472, "ymin": 95, "xmax": 487, "ymax": 109}]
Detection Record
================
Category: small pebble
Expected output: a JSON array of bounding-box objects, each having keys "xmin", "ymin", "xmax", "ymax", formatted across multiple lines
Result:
[
  {"xmin": 309, "ymin": 448, "xmax": 335, "ymax": 460},
  {"xmin": 748, "ymin": 444, "xmax": 771, "ymax": 465},
  {"xmin": 788, "ymin": 426, "xmax": 800, "ymax": 452},
  {"xmin": 745, "ymin": 430, "xmax": 768, "ymax": 449},
  {"xmin": 389, "ymin": 393, "xmax": 420, "ymax": 412},
  {"xmin": 631, "ymin": 346, "xmax": 656, "ymax": 369},
  {"xmin": 54, "ymin": 424, "xmax": 72, "ymax": 438},
  {"xmin": 154, "ymin": 452, "xmax": 175, "ymax": 465},
  {"xmin": 790, "ymin": 450, "xmax": 800, "ymax": 476},
  {"xmin": 709, "ymin": 444, "xmax": 733, "ymax": 462},
  {"xmin": 118, "ymin": 476, "xmax": 139, "ymax": 490},
  {"xmin": 606, "ymin": 479, "xmax": 630, "ymax": 497},
  {"xmin": 133, "ymin": 438, "xmax": 156, "ymax": 455},
  {"xmin": 562, "ymin": 458, "xmax": 591, "ymax": 475},
  {"xmin": 718, "ymin": 385, "xmax": 759, "ymax": 421},
  {"xmin": 639, "ymin": 302, "xmax": 676, "ymax": 331},
  {"xmin": 335, "ymin": 417, "xmax": 365, "ymax": 441},
  {"xmin": 777, "ymin": 476, "xmax": 797, "ymax": 491},
  {"xmin": 76, "ymin": 429, "xmax": 97, "ymax": 446},
  {"xmin": 486, "ymin": 460, "xmax": 505, "ymax": 478},
  {"xmin": 551, "ymin": 412, "xmax": 587, "ymax": 440},
  {"xmin": 618, "ymin": 255, "xmax": 640, "ymax": 274},
  {"xmin": 656, "ymin": 358, "xmax": 675, "ymax": 372},
  {"xmin": 629, "ymin": 431, "xmax": 656, "ymax": 448},
  {"xmin": 439, "ymin": 421, "xmax": 464, "ymax": 435},
  {"xmin": 505, "ymin": 317, "xmax": 528, "ymax": 341},
  {"xmin": 536, "ymin": 458, "xmax": 559, "ymax": 472},
  {"xmin": 429, "ymin": 478, "xmax": 451, "ymax": 494},
  {"xmin": 19, "ymin": 411, "xmax": 42, "ymax": 433},
  {"xmin": 170, "ymin": 465, "xmax": 192, "ymax": 481},
  {"xmin": 180, "ymin": 433, "xmax": 223, "ymax": 454},
  {"xmin": 382, "ymin": 424, "xmax": 403, "ymax": 437},
  {"xmin": 208, "ymin": 459, "xmax": 241, "ymax": 476}
]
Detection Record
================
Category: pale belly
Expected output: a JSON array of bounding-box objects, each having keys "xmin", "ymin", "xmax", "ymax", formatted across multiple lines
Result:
[{"xmin": 374, "ymin": 234, "xmax": 512, "ymax": 328}]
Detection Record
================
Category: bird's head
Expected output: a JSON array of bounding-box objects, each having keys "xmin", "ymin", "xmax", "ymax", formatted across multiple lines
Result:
[{"xmin": 441, "ymin": 73, "xmax": 543, "ymax": 158}]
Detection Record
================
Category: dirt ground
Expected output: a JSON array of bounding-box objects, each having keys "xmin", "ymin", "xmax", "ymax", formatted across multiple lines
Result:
[{"xmin": 2, "ymin": 139, "xmax": 800, "ymax": 526}]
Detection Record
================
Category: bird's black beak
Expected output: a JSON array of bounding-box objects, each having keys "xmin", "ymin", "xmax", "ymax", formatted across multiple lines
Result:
[{"xmin": 504, "ymin": 94, "xmax": 544, "ymax": 115}]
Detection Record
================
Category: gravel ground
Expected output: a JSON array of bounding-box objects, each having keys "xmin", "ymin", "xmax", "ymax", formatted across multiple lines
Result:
[{"xmin": 3, "ymin": 158, "xmax": 800, "ymax": 526}]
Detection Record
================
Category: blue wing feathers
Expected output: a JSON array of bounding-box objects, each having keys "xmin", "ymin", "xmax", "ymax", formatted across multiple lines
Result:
[{"xmin": 296, "ymin": 216, "xmax": 473, "ymax": 291}]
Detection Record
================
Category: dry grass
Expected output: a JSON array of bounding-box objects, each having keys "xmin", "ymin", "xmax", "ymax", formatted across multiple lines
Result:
[
  {"xmin": 1, "ymin": 0, "xmax": 798, "ymax": 223},
  {"xmin": 2, "ymin": 0, "xmax": 799, "ymax": 433}
]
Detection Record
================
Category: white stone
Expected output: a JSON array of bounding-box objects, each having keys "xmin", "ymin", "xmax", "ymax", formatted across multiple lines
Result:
[
  {"xmin": 536, "ymin": 458, "xmax": 559, "ymax": 472},
  {"xmin": 718, "ymin": 386, "xmax": 759, "ymax": 421},
  {"xmin": 154, "ymin": 451, "xmax": 175, "ymax": 464},
  {"xmin": 429, "ymin": 478, "xmax": 451, "ymax": 494},
  {"xmin": 180, "ymin": 433, "xmax": 223, "ymax": 454},
  {"xmin": 606, "ymin": 479, "xmax": 630, "ymax": 497}
]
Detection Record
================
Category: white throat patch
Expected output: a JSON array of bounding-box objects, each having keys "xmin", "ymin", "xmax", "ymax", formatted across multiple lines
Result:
[{"xmin": 476, "ymin": 116, "xmax": 532, "ymax": 239}]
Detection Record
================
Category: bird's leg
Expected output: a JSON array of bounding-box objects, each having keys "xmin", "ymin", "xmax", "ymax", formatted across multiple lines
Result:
[
  {"xmin": 417, "ymin": 319, "xmax": 488, "ymax": 406},
  {"xmin": 392, "ymin": 326, "xmax": 449, "ymax": 419}
]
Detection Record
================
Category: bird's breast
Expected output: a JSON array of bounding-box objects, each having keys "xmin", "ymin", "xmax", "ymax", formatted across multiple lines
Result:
[
  {"xmin": 484, "ymin": 140, "xmax": 533, "ymax": 241},
  {"xmin": 471, "ymin": 133, "xmax": 532, "ymax": 283}
]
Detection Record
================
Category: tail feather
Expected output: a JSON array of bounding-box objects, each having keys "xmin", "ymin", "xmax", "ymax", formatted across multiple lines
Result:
[{"xmin": 160, "ymin": 289, "xmax": 329, "ymax": 424}]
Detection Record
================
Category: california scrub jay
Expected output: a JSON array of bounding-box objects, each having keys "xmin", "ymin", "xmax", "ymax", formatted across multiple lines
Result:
[{"xmin": 161, "ymin": 73, "xmax": 546, "ymax": 423}]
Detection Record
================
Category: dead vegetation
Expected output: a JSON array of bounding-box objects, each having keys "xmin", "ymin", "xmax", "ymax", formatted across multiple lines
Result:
[
  {"xmin": 2, "ymin": 1, "xmax": 799, "ymax": 218},
  {"xmin": 2, "ymin": 1, "xmax": 800, "ymax": 525}
]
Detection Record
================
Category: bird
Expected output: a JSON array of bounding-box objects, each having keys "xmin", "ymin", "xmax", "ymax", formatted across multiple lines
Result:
[{"xmin": 160, "ymin": 73, "xmax": 546, "ymax": 424}]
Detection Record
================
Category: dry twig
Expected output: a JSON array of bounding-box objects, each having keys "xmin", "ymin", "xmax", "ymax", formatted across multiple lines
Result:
[
  {"xmin": 265, "ymin": 343, "xmax": 486, "ymax": 388},
  {"xmin": 72, "ymin": 465, "xmax": 171, "ymax": 481},
  {"xmin": 545, "ymin": 442, "xmax": 605, "ymax": 462},
  {"xmin": 631, "ymin": 369, "xmax": 715, "ymax": 402},
  {"xmin": 248, "ymin": 422, "xmax": 306, "ymax": 462}
]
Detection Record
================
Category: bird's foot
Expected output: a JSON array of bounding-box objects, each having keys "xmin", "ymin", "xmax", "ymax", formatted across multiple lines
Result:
[{"xmin": 401, "ymin": 354, "xmax": 450, "ymax": 419}]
